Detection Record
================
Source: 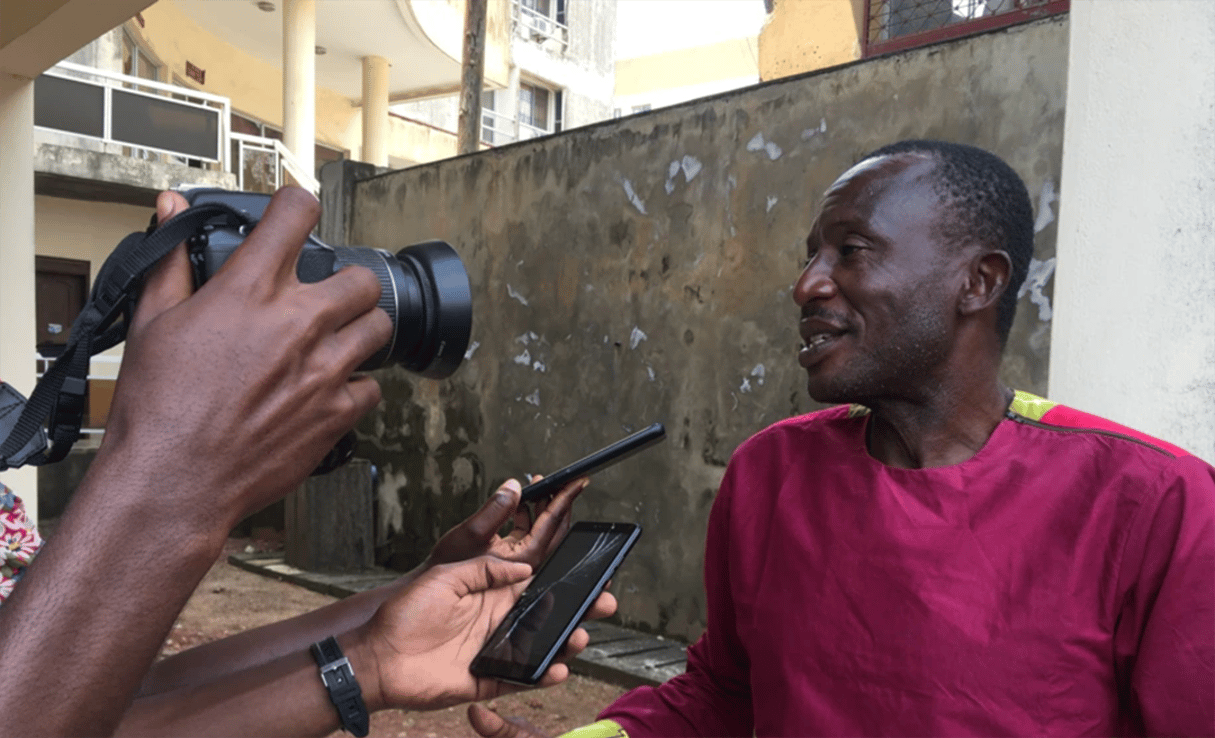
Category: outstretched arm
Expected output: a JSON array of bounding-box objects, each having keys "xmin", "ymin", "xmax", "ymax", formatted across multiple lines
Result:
[
  {"xmin": 138, "ymin": 473, "xmax": 589, "ymax": 698},
  {"xmin": 116, "ymin": 556, "xmax": 616, "ymax": 737}
]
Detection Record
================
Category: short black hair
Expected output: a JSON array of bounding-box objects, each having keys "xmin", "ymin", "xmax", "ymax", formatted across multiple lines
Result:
[{"xmin": 862, "ymin": 140, "xmax": 1035, "ymax": 343}]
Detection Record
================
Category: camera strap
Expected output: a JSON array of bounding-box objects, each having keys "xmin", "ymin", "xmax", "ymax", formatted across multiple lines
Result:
[{"xmin": 0, "ymin": 201, "xmax": 250, "ymax": 470}]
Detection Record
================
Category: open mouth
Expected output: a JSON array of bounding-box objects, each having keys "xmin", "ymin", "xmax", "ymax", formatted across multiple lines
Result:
[{"xmin": 798, "ymin": 330, "xmax": 847, "ymax": 366}]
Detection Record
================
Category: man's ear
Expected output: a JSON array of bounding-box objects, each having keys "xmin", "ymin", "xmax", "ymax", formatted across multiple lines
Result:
[{"xmin": 958, "ymin": 250, "xmax": 1011, "ymax": 316}]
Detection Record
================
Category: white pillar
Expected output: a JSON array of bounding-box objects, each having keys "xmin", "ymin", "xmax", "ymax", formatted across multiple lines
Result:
[
  {"xmin": 361, "ymin": 55, "xmax": 390, "ymax": 167},
  {"xmin": 0, "ymin": 78, "xmax": 40, "ymax": 519},
  {"xmin": 283, "ymin": 0, "xmax": 316, "ymax": 183},
  {"xmin": 1049, "ymin": 0, "xmax": 1215, "ymax": 461}
]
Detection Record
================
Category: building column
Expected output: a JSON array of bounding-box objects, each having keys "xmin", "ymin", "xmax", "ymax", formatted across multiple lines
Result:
[
  {"xmin": 1049, "ymin": 0, "xmax": 1215, "ymax": 460},
  {"xmin": 283, "ymin": 0, "xmax": 316, "ymax": 184},
  {"xmin": 361, "ymin": 55, "xmax": 390, "ymax": 167},
  {"xmin": 0, "ymin": 78, "xmax": 40, "ymax": 518}
]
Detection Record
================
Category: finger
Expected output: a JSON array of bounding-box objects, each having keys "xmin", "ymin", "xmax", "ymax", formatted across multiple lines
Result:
[
  {"xmin": 130, "ymin": 192, "xmax": 193, "ymax": 333},
  {"xmin": 338, "ymin": 375, "xmax": 382, "ymax": 425},
  {"xmin": 468, "ymin": 704, "xmax": 548, "ymax": 738},
  {"xmin": 452, "ymin": 556, "xmax": 532, "ymax": 597},
  {"xmin": 468, "ymin": 704, "xmax": 509, "ymax": 738},
  {"xmin": 327, "ymin": 306, "xmax": 393, "ymax": 377},
  {"xmin": 306, "ymin": 263, "xmax": 385, "ymax": 334},
  {"xmin": 534, "ymin": 661, "xmax": 570, "ymax": 689},
  {"xmin": 512, "ymin": 504, "xmax": 533, "ymax": 535},
  {"xmin": 466, "ymin": 480, "xmax": 523, "ymax": 541},
  {"xmin": 527, "ymin": 478, "xmax": 588, "ymax": 555},
  {"xmin": 554, "ymin": 627, "xmax": 591, "ymax": 662},
  {"xmin": 220, "ymin": 186, "xmax": 320, "ymax": 283},
  {"xmin": 584, "ymin": 591, "xmax": 617, "ymax": 621}
]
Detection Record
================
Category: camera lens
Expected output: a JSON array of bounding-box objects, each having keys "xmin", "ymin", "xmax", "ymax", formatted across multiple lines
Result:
[{"xmin": 331, "ymin": 241, "xmax": 472, "ymax": 377}]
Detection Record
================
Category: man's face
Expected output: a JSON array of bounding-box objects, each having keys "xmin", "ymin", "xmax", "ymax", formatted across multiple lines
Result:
[{"xmin": 794, "ymin": 154, "xmax": 966, "ymax": 406}]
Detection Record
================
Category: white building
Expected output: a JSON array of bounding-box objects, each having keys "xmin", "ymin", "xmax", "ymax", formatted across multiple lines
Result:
[{"xmin": 395, "ymin": 0, "xmax": 618, "ymax": 146}]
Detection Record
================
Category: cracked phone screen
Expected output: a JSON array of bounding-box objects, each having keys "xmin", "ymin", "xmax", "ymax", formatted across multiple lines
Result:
[{"xmin": 480, "ymin": 528, "xmax": 629, "ymax": 670}]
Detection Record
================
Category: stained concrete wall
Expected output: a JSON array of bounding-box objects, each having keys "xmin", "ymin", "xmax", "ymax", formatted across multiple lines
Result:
[{"xmin": 348, "ymin": 16, "xmax": 1069, "ymax": 640}]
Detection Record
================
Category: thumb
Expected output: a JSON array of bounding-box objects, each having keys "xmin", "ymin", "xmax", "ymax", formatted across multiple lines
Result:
[
  {"xmin": 465, "ymin": 479, "xmax": 523, "ymax": 540},
  {"xmin": 454, "ymin": 556, "xmax": 532, "ymax": 597},
  {"xmin": 130, "ymin": 191, "xmax": 194, "ymax": 334},
  {"xmin": 468, "ymin": 703, "xmax": 549, "ymax": 738}
]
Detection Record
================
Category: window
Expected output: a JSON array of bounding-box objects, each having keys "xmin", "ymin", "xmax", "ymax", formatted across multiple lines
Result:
[
  {"xmin": 518, "ymin": 81, "xmax": 563, "ymax": 138},
  {"xmin": 121, "ymin": 30, "xmax": 160, "ymax": 82},
  {"xmin": 514, "ymin": 0, "xmax": 568, "ymax": 47},
  {"xmin": 863, "ymin": 0, "xmax": 1068, "ymax": 57}
]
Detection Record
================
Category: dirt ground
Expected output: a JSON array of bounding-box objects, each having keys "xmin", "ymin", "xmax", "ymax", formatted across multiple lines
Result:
[{"xmin": 159, "ymin": 537, "xmax": 628, "ymax": 738}]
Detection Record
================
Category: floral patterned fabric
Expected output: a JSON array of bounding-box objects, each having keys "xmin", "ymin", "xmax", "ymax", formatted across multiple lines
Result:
[{"xmin": 0, "ymin": 483, "xmax": 43, "ymax": 605}]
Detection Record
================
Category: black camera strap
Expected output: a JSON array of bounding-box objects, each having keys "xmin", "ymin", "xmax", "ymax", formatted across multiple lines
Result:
[{"xmin": 0, "ymin": 202, "xmax": 250, "ymax": 470}]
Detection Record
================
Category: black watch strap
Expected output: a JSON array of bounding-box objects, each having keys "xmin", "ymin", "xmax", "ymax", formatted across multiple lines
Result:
[{"xmin": 310, "ymin": 636, "xmax": 370, "ymax": 737}]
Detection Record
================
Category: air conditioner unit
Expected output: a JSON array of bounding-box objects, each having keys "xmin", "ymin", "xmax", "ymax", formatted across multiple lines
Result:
[{"xmin": 526, "ymin": 15, "xmax": 552, "ymax": 39}]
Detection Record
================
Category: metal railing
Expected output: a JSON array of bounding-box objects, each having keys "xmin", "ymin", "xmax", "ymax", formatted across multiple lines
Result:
[
  {"xmin": 479, "ymin": 108, "xmax": 554, "ymax": 147},
  {"xmin": 513, "ymin": 1, "xmax": 569, "ymax": 49},
  {"xmin": 231, "ymin": 132, "xmax": 320, "ymax": 194},
  {"xmin": 480, "ymin": 108, "xmax": 517, "ymax": 146},
  {"xmin": 35, "ymin": 353, "xmax": 122, "ymax": 437},
  {"xmin": 35, "ymin": 61, "xmax": 319, "ymax": 195},
  {"xmin": 863, "ymin": 0, "xmax": 1068, "ymax": 56}
]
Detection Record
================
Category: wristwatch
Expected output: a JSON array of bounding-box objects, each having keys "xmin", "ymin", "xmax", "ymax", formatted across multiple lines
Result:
[{"xmin": 310, "ymin": 636, "xmax": 370, "ymax": 737}]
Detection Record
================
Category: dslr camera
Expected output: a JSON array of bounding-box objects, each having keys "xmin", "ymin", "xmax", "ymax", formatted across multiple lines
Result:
[{"xmin": 183, "ymin": 188, "xmax": 472, "ymax": 377}]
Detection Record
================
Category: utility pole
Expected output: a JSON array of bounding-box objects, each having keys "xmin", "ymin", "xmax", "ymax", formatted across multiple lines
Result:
[{"xmin": 457, "ymin": 0, "xmax": 488, "ymax": 155}]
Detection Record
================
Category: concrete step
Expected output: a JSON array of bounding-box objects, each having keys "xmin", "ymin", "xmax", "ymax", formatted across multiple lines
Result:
[{"xmin": 228, "ymin": 552, "xmax": 687, "ymax": 689}]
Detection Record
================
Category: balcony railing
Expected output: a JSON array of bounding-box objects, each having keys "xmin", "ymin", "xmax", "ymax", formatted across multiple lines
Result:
[
  {"xmin": 513, "ymin": 2, "xmax": 569, "ymax": 50},
  {"xmin": 479, "ymin": 108, "xmax": 554, "ymax": 147},
  {"xmin": 35, "ymin": 61, "xmax": 319, "ymax": 194}
]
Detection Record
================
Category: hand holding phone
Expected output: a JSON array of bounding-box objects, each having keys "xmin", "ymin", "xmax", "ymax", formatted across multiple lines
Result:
[
  {"xmin": 469, "ymin": 521, "xmax": 642, "ymax": 685},
  {"xmin": 520, "ymin": 423, "xmax": 666, "ymax": 503}
]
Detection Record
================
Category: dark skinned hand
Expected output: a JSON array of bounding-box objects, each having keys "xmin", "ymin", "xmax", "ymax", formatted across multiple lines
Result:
[
  {"xmin": 427, "ymin": 475, "xmax": 589, "ymax": 570},
  {"xmin": 467, "ymin": 702, "xmax": 552, "ymax": 738},
  {"xmin": 354, "ymin": 555, "xmax": 616, "ymax": 712},
  {"xmin": 100, "ymin": 187, "xmax": 392, "ymax": 534}
]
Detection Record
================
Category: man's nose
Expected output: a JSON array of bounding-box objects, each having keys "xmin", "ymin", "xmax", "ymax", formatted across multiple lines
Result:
[{"xmin": 792, "ymin": 259, "xmax": 838, "ymax": 306}]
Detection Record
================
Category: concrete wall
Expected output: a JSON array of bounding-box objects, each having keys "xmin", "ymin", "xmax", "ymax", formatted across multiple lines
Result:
[
  {"xmin": 347, "ymin": 16, "xmax": 1069, "ymax": 640},
  {"xmin": 1049, "ymin": 0, "xmax": 1215, "ymax": 461}
]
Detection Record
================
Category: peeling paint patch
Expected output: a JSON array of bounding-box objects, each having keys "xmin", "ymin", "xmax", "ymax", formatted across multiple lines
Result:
[
  {"xmin": 507, "ymin": 284, "xmax": 529, "ymax": 306},
  {"xmin": 513, "ymin": 349, "xmax": 532, "ymax": 366},
  {"xmin": 629, "ymin": 326, "xmax": 648, "ymax": 349},
  {"xmin": 740, "ymin": 377, "xmax": 752, "ymax": 393},
  {"xmin": 681, "ymin": 155, "xmax": 702, "ymax": 181},
  {"xmin": 766, "ymin": 195, "xmax": 778, "ymax": 212},
  {"xmin": 1034, "ymin": 179, "xmax": 1058, "ymax": 233},
  {"xmin": 377, "ymin": 469, "xmax": 406, "ymax": 544},
  {"xmin": 751, "ymin": 363, "xmax": 766, "ymax": 386},
  {"xmin": 647, "ymin": 365, "xmax": 655, "ymax": 381},
  {"xmin": 746, "ymin": 132, "xmax": 766, "ymax": 151},
  {"xmin": 1017, "ymin": 256, "xmax": 1057, "ymax": 321},
  {"xmin": 516, "ymin": 331, "xmax": 539, "ymax": 345},
  {"xmin": 764, "ymin": 141, "xmax": 783, "ymax": 160},
  {"xmin": 801, "ymin": 118, "xmax": 827, "ymax": 140},
  {"xmin": 463, "ymin": 341, "xmax": 480, "ymax": 360},
  {"xmin": 621, "ymin": 178, "xmax": 647, "ymax": 214},
  {"xmin": 525, "ymin": 389, "xmax": 541, "ymax": 406},
  {"xmin": 532, "ymin": 360, "xmax": 546, "ymax": 373}
]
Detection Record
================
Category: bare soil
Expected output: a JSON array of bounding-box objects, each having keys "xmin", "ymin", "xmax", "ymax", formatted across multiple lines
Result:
[{"xmin": 159, "ymin": 537, "xmax": 627, "ymax": 737}]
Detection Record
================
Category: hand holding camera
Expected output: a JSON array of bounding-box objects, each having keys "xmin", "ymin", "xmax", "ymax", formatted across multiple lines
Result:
[{"xmin": 104, "ymin": 187, "xmax": 393, "ymax": 531}]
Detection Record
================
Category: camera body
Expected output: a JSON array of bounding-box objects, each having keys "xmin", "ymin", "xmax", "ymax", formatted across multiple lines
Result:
[{"xmin": 181, "ymin": 188, "xmax": 472, "ymax": 378}]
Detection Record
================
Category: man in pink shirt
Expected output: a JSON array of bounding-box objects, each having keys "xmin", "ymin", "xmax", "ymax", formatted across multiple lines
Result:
[{"xmin": 471, "ymin": 141, "xmax": 1215, "ymax": 737}]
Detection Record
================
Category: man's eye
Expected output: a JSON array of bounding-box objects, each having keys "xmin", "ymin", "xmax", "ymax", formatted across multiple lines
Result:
[{"xmin": 840, "ymin": 243, "xmax": 863, "ymax": 257}]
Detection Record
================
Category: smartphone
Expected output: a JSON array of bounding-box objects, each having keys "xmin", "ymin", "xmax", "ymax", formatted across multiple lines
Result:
[
  {"xmin": 469, "ymin": 521, "xmax": 643, "ymax": 685},
  {"xmin": 519, "ymin": 423, "xmax": 666, "ymax": 503}
]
